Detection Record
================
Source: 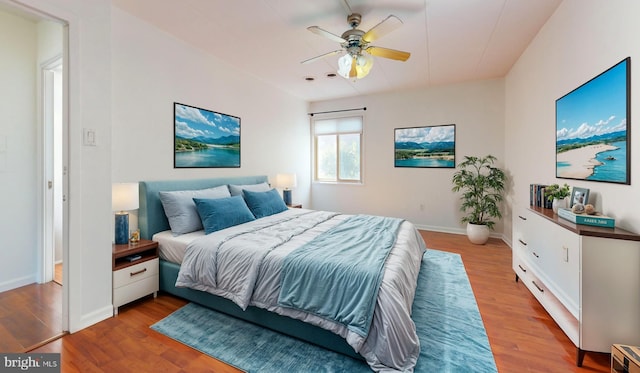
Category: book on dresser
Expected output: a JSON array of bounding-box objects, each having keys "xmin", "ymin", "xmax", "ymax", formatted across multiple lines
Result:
[{"xmin": 557, "ymin": 208, "xmax": 615, "ymax": 228}]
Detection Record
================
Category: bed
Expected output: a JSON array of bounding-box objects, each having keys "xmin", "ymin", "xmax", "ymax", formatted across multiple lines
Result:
[{"xmin": 139, "ymin": 176, "xmax": 426, "ymax": 372}]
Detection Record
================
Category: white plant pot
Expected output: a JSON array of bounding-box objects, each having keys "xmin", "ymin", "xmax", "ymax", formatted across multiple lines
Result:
[
  {"xmin": 552, "ymin": 197, "xmax": 567, "ymax": 214},
  {"xmin": 466, "ymin": 223, "xmax": 490, "ymax": 245}
]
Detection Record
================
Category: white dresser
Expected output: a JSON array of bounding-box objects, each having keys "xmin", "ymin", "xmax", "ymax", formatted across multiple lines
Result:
[{"xmin": 512, "ymin": 205, "xmax": 640, "ymax": 366}]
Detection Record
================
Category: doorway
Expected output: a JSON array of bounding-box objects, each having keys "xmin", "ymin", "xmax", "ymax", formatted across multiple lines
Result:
[
  {"xmin": 42, "ymin": 55, "xmax": 63, "ymax": 285},
  {"xmin": 0, "ymin": 1, "xmax": 68, "ymax": 351}
]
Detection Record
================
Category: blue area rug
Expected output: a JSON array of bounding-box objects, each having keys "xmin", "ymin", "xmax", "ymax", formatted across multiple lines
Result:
[{"xmin": 151, "ymin": 249, "xmax": 497, "ymax": 372}]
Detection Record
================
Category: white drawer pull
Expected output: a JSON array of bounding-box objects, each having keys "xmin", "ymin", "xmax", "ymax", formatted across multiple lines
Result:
[{"xmin": 130, "ymin": 268, "xmax": 147, "ymax": 277}]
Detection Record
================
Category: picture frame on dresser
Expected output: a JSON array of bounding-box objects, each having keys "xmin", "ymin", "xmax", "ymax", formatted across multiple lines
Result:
[
  {"xmin": 570, "ymin": 187, "xmax": 589, "ymax": 207},
  {"xmin": 555, "ymin": 57, "xmax": 630, "ymax": 184},
  {"xmin": 174, "ymin": 102, "xmax": 241, "ymax": 168}
]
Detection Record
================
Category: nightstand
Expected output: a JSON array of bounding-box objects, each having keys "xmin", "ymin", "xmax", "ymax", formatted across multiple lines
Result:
[
  {"xmin": 112, "ymin": 239, "xmax": 159, "ymax": 315},
  {"xmin": 287, "ymin": 203, "xmax": 302, "ymax": 208}
]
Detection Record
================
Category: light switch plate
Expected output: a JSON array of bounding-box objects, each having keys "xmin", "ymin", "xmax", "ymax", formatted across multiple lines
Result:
[{"xmin": 83, "ymin": 128, "xmax": 96, "ymax": 146}]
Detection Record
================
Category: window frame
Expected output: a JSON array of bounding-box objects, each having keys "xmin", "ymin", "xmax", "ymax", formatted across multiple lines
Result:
[{"xmin": 312, "ymin": 114, "xmax": 364, "ymax": 184}]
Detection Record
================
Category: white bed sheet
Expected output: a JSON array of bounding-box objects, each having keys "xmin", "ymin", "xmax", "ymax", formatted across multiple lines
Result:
[{"xmin": 152, "ymin": 229, "xmax": 205, "ymax": 264}]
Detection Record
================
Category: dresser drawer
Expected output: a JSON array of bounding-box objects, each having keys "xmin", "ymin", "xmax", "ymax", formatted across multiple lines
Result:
[{"xmin": 113, "ymin": 258, "xmax": 159, "ymax": 289}]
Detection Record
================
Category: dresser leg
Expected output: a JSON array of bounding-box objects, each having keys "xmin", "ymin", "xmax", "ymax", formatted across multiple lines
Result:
[
  {"xmin": 515, "ymin": 273, "xmax": 519, "ymax": 282},
  {"xmin": 576, "ymin": 347, "xmax": 585, "ymax": 367}
]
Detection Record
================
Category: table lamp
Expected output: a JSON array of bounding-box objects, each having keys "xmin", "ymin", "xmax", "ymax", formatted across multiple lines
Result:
[
  {"xmin": 112, "ymin": 182, "xmax": 139, "ymax": 245},
  {"xmin": 276, "ymin": 173, "xmax": 297, "ymax": 205}
]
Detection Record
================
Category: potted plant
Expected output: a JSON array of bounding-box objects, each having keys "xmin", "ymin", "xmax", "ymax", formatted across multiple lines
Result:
[
  {"xmin": 451, "ymin": 155, "xmax": 506, "ymax": 244},
  {"xmin": 544, "ymin": 183, "xmax": 570, "ymax": 213}
]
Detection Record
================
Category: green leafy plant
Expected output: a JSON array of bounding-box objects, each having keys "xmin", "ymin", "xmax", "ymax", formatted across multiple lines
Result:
[
  {"xmin": 544, "ymin": 183, "xmax": 571, "ymax": 202},
  {"xmin": 451, "ymin": 155, "xmax": 506, "ymax": 230}
]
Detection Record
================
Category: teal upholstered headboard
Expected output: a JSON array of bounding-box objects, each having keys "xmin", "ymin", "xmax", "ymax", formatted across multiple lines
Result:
[{"xmin": 138, "ymin": 175, "xmax": 269, "ymax": 240}]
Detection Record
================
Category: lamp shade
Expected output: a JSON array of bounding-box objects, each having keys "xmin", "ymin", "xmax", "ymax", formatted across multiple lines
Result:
[
  {"xmin": 112, "ymin": 183, "xmax": 139, "ymax": 212},
  {"xmin": 276, "ymin": 173, "xmax": 297, "ymax": 189}
]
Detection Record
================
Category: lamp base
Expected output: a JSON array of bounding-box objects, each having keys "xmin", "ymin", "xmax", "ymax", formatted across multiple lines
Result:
[
  {"xmin": 283, "ymin": 189, "xmax": 292, "ymax": 205},
  {"xmin": 115, "ymin": 212, "xmax": 129, "ymax": 245}
]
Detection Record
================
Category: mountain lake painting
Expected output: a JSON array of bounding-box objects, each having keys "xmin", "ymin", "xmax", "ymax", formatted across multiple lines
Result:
[
  {"xmin": 555, "ymin": 57, "xmax": 630, "ymax": 184},
  {"xmin": 394, "ymin": 124, "xmax": 455, "ymax": 168},
  {"xmin": 174, "ymin": 102, "xmax": 240, "ymax": 168}
]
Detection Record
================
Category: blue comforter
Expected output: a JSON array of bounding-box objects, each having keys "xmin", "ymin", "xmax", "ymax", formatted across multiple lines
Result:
[{"xmin": 278, "ymin": 214, "xmax": 404, "ymax": 337}]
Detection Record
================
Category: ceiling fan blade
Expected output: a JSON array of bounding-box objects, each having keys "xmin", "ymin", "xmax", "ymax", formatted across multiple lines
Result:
[
  {"xmin": 341, "ymin": 0, "xmax": 353, "ymax": 16},
  {"xmin": 366, "ymin": 46, "xmax": 410, "ymax": 61},
  {"xmin": 301, "ymin": 50, "xmax": 343, "ymax": 65},
  {"xmin": 349, "ymin": 57, "xmax": 357, "ymax": 78},
  {"xmin": 362, "ymin": 15, "xmax": 403, "ymax": 43},
  {"xmin": 307, "ymin": 26, "xmax": 346, "ymax": 43}
]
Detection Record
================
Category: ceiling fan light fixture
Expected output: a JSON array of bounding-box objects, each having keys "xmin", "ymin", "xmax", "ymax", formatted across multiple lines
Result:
[
  {"xmin": 356, "ymin": 52, "xmax": 374, "ymax": 77},
  {"xmin": 337, "ymin": 52, "xmax": 373, "ymax": 80}
]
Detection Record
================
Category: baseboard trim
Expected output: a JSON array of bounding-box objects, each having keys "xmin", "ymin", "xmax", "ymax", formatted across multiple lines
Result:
[
  {"xmin": 0, "ymin": 275, "xmax": 37, "ymax": 293},
  {"xmin": 414, "ymin": 225, "xmax": 511, "ymax": 248}
]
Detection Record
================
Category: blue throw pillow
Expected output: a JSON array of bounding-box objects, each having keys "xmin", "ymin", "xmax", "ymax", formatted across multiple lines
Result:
[
  {"xmin": 243, "ymin": 188, "xmax": 288, "ymax": 219},
  {"xmin": 193, "ymin": 196, "xmax": 255, "ymax": 234}
]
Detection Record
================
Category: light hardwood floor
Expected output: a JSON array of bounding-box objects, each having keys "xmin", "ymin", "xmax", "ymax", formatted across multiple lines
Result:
[{"xmin": 29, "ymin": 231, "xmax": 609, "ymax": 372}]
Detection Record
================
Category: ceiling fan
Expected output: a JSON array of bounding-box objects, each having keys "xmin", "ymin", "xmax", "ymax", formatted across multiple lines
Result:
[{"xmin": 302, "ymin": 1, "xmax": 411, "ymax": 80}]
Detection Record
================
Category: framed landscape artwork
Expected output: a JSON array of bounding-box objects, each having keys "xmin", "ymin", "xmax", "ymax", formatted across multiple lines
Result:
[
  {"xmin": 174, "ymin": 102, "xmax": 240, "ymax": 168},
  {"xmin": 556, "ymin": 57, "xmax": 630, "ymax": 184},
  {"xmin": 394, "ymin": 124, "xmax": 455, "ymax": 168}
]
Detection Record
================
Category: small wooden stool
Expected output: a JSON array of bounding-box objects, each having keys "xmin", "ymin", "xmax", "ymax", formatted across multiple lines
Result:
[{"xmin": 612, "ymin": 344, "xmax": 640, "ymax": 373}]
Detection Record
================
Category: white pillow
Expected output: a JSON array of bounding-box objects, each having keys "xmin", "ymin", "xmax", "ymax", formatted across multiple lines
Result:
[
  {"xmin": 228, "ymin": 182, "xmax": 271, "ymax": 196},
  {"xmin": 159, "ymin": 185, "xmax": 230, "ymax": 235}
]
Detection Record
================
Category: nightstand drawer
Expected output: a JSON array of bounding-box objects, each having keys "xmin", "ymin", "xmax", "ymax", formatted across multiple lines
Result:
[
  {"xmin": 113, "ymin": 258, "xmax": 159, "ymax": 288},
  {"xmin": 113, "ymin": 274, "xmax": 159, "ymax": 307}
]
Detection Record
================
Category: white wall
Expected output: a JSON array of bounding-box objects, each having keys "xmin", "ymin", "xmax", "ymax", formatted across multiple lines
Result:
[
  {"xmin": 309, "ymin": 79, "xmax": 505, "ymax": 236},
  {"xmin": 0, "ymin": 9, "xmax": 38, "ymax": 291},
  {"xmin": 505, "ymin": 0, "xmax": 640, "ymax": 240},
  {"xmin": 110, "ymin": 7, "xmax": 311, "ymax": 212}
]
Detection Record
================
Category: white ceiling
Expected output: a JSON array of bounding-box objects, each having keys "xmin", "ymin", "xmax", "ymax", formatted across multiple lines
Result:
[{"xmin": 113, "ymin": 0, "xmax": 562, "ymax": 102}]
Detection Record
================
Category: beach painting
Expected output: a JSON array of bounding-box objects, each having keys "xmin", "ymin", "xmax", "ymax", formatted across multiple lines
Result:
[
  {"xmin": 174, "ymin": 102, "xmax": 240, "ymax": 168},
  {"xmin": 394, "ymin": 124, "xmax": 455, "ymax": 168},
  {"xmin": 556, "ymin": 57, "xmax": 630, "ymax": 184}
]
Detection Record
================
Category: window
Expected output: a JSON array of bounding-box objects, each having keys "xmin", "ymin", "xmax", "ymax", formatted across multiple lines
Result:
[{"xmin": 313, "ymin": 115, "xmax": 363, "ymax": 183}]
